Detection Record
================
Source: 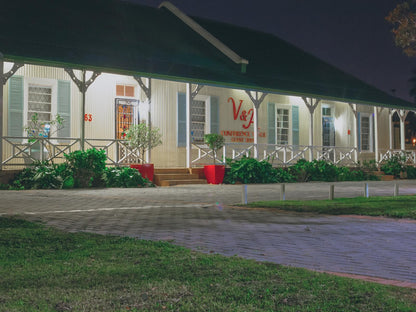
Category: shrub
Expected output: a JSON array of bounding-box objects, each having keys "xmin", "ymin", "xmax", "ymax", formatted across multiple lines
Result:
[
  {"xmin": 11, "ymin": 161, "xmax": 63, "ymax": 189},
  {"xmin": 380, "ymin": 155, "xmax": 404, "ymax": 178},
  {"xmin": 288, "ymin": 159, "xmax": 313, "ymax": 182},
  {"xmin": 64, "ymin": 148, "xmax": 107, "ymax": 188},
  {"xmin": 225, "ymin": 156, "xmax": 291, "ymax": 184},
  {"xmin": 104, "ymin": 167, "xmax": 151, "ymax": 188},
  {"xmin": 406, "ymin": 166, "xmax": 416, "ymax": 179}
]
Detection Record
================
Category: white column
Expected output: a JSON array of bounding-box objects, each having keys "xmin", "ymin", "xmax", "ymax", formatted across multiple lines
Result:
[
  {"xmin": 373, "ymin": 107, "xmax": 379, "ymax": 163},
  {"xmin": 0, "ymin": 53, "xmax": 3, "ymax": 170},
  {"xmin": 186, "ymin": 83, "xmax": 192, "ymax": 168},
  {"xmin": 389, "ymin": 110, "xmax": 393, "ymax": 150},
  {"xmin": 253, "ymin": 104, "xmax": 258, "ymax": 159},
  {"xmin": 309, "ymin": 110, "xmax": 314, "ymax": 161},
  {"xmin": 146, "ymin": 79, "xmax": 151, "ymax": 163},
  {"xmin": 353, "ymin": 104, "xmax": 358, "ymax": 163},
  {"xmin": 400, "ymin": 113, "xmax": 406, "ymax": 150}
]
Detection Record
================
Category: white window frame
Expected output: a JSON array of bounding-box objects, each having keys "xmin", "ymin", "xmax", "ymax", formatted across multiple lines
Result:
[
  {"xmin": 360, "ymin": 113, "xmax": 373, "ymax": 152},
  {"xmin": 275, "ymin": 104, "xmax": 291, "ymax": 145},
  {"xmin": 23, "ymin": 77, "xmax": 58, "ymax": 137},
  {"xmin": 192, "ymin": 95, "xmax": 211, "ymax": 142}
]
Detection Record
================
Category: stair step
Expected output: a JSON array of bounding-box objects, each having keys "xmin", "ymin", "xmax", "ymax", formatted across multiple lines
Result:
[
  {"xmin": 154, "ymin": 168, "xmax": 190, "ymax": 174},
  {"xmin": 160, "ymin": 179, "xmax": 207, "ymax": 187},
  {"xmin": 155, "ymin": 173, "xmax": 199, "ymax": 180}
]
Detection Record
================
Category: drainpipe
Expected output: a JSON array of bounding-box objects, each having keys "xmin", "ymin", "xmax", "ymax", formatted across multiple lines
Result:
[{"xmin": 0, "ymin": 53, "xmax": 3, "ymax": 170}]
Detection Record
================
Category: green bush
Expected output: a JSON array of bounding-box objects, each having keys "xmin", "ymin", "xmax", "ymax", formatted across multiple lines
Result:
[
  {"xmin": 64, "ymin": 148, "xmax": 107, "ymax": 188},
  {"xmin": 104, "ymin": 167, "xmax": 150, "ymax": 188},
  {"xmin": 12, "ymin": 161, "xmax": 63, "ymax": 189},
  {"xmin": 225, "ymin": 156, "xmax": 292, "ymax": 184},
  {"xmin": 406, "ymin": 166, "xmax": 416, "ymax": 179},
  {"xmin": 380, "ymin": 155, "xmax": 404, "ymax": 178}
]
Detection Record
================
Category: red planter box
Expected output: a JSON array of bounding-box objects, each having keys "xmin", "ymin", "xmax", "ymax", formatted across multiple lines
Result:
[
  {"xmin": 204, "ymin": 165, "xmax": 225, "ymax": 184},
  {"xmin": 130, "ymin": 163, "xmax": 154, "ymax": 182}
]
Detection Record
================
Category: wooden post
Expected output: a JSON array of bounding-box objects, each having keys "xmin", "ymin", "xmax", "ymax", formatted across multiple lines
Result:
[
  {"xmin": 329, "ymin": 184, "xmax": 335, "ymax": 200},
  {"xmin": 394, "ymin": 183, "xmax": 399, "ymax": 197},
  {"xmin": 364, "ymin": 183, "xmax": 369, "ymax": 198},
  {"xmin": 280, "ymin": 183, "xmax": 285, "ymax": 201},
  {"xmin": 242, "ymin": 184, "xmax": 248, "ymax": 204}
]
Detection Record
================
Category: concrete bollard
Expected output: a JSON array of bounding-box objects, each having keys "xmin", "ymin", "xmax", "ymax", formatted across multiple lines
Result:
[
  {"xmin": 242, "ymin": 184, "xmax": 248, "ymax": 204},
  {"xmin": 329, "ymin": 184, "xmax": 335, "ymax": 200},
  {"xmin": 364, "ymin": 183, "xmax": 369, "ymax": 198},
  {"xmin": 394, "ymin": 183, "xmax": 399, "ymax": 197},
  {"xmin": 280, "ymin": 183, "xmax": 286, "ymax": 201}
]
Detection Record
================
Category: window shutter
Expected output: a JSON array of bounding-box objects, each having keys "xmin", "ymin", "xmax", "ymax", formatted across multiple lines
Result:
[
  {"xmin": 267, "ymin": 102, "xmax": 275, "ymax": 144},
  {"xmin": 177, "ymin": 92, "xmax": 186, "ymax": 147},
  {"xmin": 8, "ymin": 76, "xmax": 24, "ymax": 136},
  {"xmin": 357, "ymin": 112, "xmax": 361, "ymax": 151},
  {"xmin": 57, "ymin": 80, "xmax": 71, "ymax": 138},
  {"xmin": 210, "ymin": 96, "xmax": 219, "ymax": 134},
  {"xmin": 292, "ymin": 106, "xmax": 299, "ymax": 145}
]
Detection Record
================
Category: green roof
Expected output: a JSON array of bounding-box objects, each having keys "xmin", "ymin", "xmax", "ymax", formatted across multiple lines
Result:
[{"xmin": 1, "ymin": 0, "xmax": 414, "ymax": 109}]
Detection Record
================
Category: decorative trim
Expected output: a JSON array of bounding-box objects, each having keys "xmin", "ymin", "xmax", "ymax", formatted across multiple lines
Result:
[
  {"xmin": 133, "ymin": 76, "xmax": 151, "ymax": 100},
  {"xmin": 245, "ymin": 91, "xmax": 267, "ymax": 109},
  {"xmin": 64, "ymin": 68, "xmax": 101, "ymax": 93},
  {"xmin": 1, "ymin": 63, "xmax": 23, "ymax": 85}
]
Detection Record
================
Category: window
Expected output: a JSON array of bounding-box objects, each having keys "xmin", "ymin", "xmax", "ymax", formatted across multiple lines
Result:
[
  {"xmin": 276, "ymin": 108, "xmax": 289, "ymax": 144},
  {"xmin": 27, "ymin": 85, "xmax": 52, "ymax": 125},
  {"xmin": 8, "ymin": 76, "xmax": 71, "ymax": 139},
  {"xmin": 177, "ymin": 93, "xmax": 219, "ymax": 147},
  {"xmin": 116, "ymin": 84, "xmax": 135, "ymax": 97},
  {"xmin": 191, "ymin": 99, "xmax": 206, "ymax": 143}
]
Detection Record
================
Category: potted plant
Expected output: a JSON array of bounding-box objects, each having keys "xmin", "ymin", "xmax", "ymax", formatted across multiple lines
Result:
[
  {"xmin": 124, "ymin": 122, "xmax": 162, "ymax": 182},
  {"xmin": 203, "ymin": 133, "xmax": 225, "ymax": 184},
  {"xmin": 24, "ymin": 113, "xmax": 64, "ymax": 163}
]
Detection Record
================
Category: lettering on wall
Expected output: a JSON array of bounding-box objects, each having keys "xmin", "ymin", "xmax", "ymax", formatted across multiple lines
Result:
[
  {"xmin": 228, "ymin": 97, "xmax": 254, "ymax": 129},
  {"xmin": 222, "ymin": 97, "xmax": 266, "ymax": 142},
  {"xmin": 220, "ymin": 130, "xmax": 266, "ymax": 143}
]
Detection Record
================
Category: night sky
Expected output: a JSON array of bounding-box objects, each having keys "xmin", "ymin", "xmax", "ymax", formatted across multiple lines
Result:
[{"xmin": 126, "ymin": 0, "xmax": 416, "ymax": 103}]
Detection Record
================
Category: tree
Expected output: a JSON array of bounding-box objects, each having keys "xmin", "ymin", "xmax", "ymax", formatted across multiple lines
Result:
[
  {"xmin": 386, "ymin": 1, "xmax": 416, "ymax": 56},
  {"xmin": 409, "ymin": 69, "xmax": 416, "ymax": 102}
]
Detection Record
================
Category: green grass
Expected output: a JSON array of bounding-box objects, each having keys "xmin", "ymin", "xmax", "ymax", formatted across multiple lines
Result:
[
  {"xmin": 248, "ymin": 196, "xmax": 416, "ymax": 219},
  {"xmin": 0, "ymin": 218, "xmax": 415, "ymax": 311}
]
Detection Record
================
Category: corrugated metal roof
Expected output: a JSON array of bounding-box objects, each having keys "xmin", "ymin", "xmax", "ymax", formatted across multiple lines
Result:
[{"xmin": 1, "ymin": 0, "xmax": 414, "ymax": 109}]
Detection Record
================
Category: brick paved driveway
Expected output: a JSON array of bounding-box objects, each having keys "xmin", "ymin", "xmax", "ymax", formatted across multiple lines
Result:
[{"xmin": 1, "ymin": 181, "xmax": 416, "ymax": 285}]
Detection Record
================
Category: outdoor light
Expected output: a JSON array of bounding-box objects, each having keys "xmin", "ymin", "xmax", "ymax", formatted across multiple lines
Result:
[{"xmin": 412, "ymin": 138, "xmax": 416, "ymax": 146}]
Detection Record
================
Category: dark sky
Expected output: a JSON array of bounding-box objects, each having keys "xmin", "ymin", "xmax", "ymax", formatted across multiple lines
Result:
[{"xmin": 127, "ymin": 0, "xmax": 416, "ymax": 102}]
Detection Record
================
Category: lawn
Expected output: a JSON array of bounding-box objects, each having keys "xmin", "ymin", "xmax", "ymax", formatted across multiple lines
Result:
[
  {"xmin": 248, "ymin": 196, "xmax": 416, "ymax": 219},
  {"xmin": 0, "ymin": 217, "xmax": 415, "ymax": 311}
]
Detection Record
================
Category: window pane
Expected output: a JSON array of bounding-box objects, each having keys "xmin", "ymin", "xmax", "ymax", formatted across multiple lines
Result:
[
  {"xmin": 276, "ymin": 108, "xmax": 289, "ymax": 144},
  {"xmin": 191, "ymin": 100, "xmax": 205, "ymax": 143}
]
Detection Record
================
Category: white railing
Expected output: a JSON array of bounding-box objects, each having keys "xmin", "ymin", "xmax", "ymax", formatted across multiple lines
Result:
[
  {"xmin": 192, "ymin": 143, "xmax": 358, "ymax": 167},
  {"xmin": 1, "ymin": 136, "xmax": 143, "ymax": 168},
  {"xmin": 379, "ymin": 149, "xmax": 416, "ymax": 165}
]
